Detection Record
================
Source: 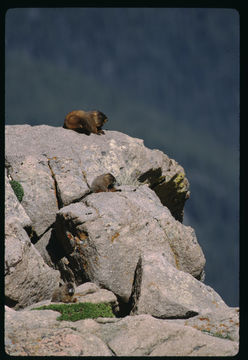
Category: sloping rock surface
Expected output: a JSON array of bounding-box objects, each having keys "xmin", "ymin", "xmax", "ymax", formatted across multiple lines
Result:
[
  {"xmin": 130, "ymin": 252, "xmax": 229, "ymax": 318},
  {"xmin": 5, "ymin": 307, "xmax": 238, "ymax": 356}
]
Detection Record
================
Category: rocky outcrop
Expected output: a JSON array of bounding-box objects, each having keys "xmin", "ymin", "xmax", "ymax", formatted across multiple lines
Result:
[
  {"xmin": 5, "ymin": 125, "xmax": 196, "ymax": 308},
  {"xmin": 5, "ymin": 125, "xmax": 239, "ymax": 356},
  {"xmin": 5, "ymin": 124, "xmax": 189, "ymax": 222},
  {"xmin": 52, "ymin": 184, "xmax": 205, "ymax": 306},
  {"xmin": 5, "ymin": 305, "xmax": 239, "ymax": 356}
]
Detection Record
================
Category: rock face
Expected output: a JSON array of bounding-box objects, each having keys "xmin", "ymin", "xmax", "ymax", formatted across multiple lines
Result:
[
  {"xmin": 5, "ymin": 219, "xmax": 60, "ymax": 309},
  {"xmin": 5, "ymin": 125, "xmax": 189, "ymax": 221},
  {"xmin": 5, "ymin": 307, "xmax": 239, "ymax": 356},
  {"xmin": 5, "ymin": 172, "xmax": 32, "ymax": 228},
  {"xmin": 54, "ymin": 185, "xmax": 205, "ymax": 305},
  {"xmin": 5, "ymin": 125, "xmax": 239, "ymax": 356},
  {"xmin": 130, "ymin": 253, "xmax": 228, "ymax": 318}
]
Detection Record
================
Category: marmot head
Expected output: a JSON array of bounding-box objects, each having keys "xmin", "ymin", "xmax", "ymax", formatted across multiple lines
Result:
[
  {"xmin": 92, "ymin": 110, "xmax": 108, "ymax": 127},
  {"xmin": 66, "ymin": 282, "xmax": 75, "ymax": 296},
  {"xmin": 105, "ymin": 173, "xmax": 116, "ymax": 189}
]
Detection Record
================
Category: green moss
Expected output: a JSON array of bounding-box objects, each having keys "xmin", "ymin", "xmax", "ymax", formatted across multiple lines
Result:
[
  {"xmin": 10, "ymin": 180, "xmax": 24, "ymax": 202},
  {"xmin": 32, "ymin": 302, "xmax": 115, "ymax": 322}
]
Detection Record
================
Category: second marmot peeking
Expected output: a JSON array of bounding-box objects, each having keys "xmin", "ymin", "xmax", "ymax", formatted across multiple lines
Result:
[
  {"xmin": 63, "ymin": 110, "xmax": 108, "ymax": 135},
  {"xmin": 90, "ymin": 173, "xmax": 119, "ymax": 193},
  {"xmin": 51, "ymin": 282, "xmax": 75, "ymax": 303}
]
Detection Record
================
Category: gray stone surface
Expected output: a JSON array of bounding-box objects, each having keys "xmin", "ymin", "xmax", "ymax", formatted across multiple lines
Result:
[
  {"xmin": 34, "ymin": 228, "xmax": 55, "ymax": 267},
  {"xmin": 6, "ymin": 154, "xmax": 58, "ymax": 237},
  {"xmin": 48, "ymin": 156, "xmax": 89, "ymax": 205},
  {"xmin": 5, "ymin": 220, "xmax": 60, "ymax": 309},
  {"xmin": 5, "ymin": 125, "xmax": 190, "ymax": 222},
  {"xmin": 5, "ymin": 174, "xmax": 32, "ymax": 228},
  {"xmin": 131, "ymin": 252, "xmax": 229, "ymax": 318},
  {"xmin": 55, "ymin": 185, "xmax": 205, "ymax": 303},
  {"xmin": 105, "ymin": 315, "xmax": 238, "ymax": 357},
  {"xmin": 4, "ymin": 124, "xmax": 239, "ymax": 356},
  {"xmin": 5, "ymin": 219, "xmax": 29, "ymax": 276},
  {"xmin": 5, "ymin": 309, "xmax": 238, "ymax": 357},
  {"xmin": 75, "ymin": 282, "xmax": 100, "ymax": 295},
  {"xmin": 5, "ymin": 309, "xmax": 112, "ymax": 356},
  {"xmin": 178, "ymin": 307, "xmax": 240, "ymax": 342}
]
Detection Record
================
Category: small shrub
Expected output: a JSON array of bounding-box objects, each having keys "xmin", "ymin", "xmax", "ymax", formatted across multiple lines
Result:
[
  {"xmin": 10, "ymin": 180, "xmax": 24, "ymax": 202},
  {"xmin": 32, "ymin": 302, "xmax": 115, "ymax": 322},
  {"xmin": 116, "ymin": 170, "xmax": 142, "ymax": 187}
]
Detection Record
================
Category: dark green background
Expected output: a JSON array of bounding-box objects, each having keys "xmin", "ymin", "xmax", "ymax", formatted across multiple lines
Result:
[{"xmin": 5, "ymin": 8, "xmax": 239, "ymax": 306}]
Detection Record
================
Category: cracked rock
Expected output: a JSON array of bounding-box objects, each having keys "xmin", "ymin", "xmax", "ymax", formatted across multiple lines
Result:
[
  {"xmin": 54, "ymin": 185, "xmax": 205, "ymax": 304},
  {"xmin": 130, "ymin": 252, "xmax": 229, "ymax": 318}
]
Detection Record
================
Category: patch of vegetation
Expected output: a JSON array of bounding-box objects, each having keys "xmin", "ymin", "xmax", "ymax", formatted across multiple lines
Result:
[
  {"xmin": 10, "ymin": 180, "xmax": 24, "ymax": 202},
  {"xmin": 32, "ymin": 302, "xmax": 115, "ymax": 322}
]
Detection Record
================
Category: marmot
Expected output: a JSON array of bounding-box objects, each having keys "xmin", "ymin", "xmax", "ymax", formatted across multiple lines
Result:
[
  {"xmin": 63, "ymin": 110, "xmax": 108, "ymax": 135},
  {"xmin": 51, "ymin": 282, "xmax": 75, "ymax": 303},
  {"xmin": 90, "ymin": 173, "xmax": 119, "ymax": 193}
]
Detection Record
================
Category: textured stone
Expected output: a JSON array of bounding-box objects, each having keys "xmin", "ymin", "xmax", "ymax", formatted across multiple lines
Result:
[
  {"xmin": 75, "ymin": 282, "xmax": 100, "ymax": 295},
  {"xmin": 5, "ymin": 174, "xmax": 31, "ymax": 228},
  {"xmin": 5, "ymin": 310, "xmax": 112, "ymax": 356},
  {"xmin": 5, "ymin": 220, "xmax": 60, "ymax": 309},
  {"xmin": 97, "ymin": 315, "xmax": 238, "ymax": 357},
  {"xmin": 5, "ymin": 154, "xmax": 58, "ymax": 237},
  {"xmin": 5, "ymin": 125, "xmax": 190, "ymax": 221},
  {"xmin": 4, "ymin": 124, "xmax": 239, "ymax": 357},
  {"xmin": 178, "ymin": 307, "xmax": 239, "ymax": 342},
  {"xmin": 48, "ymin": 156, "xmax": 89, "ymax": 206},
  {"xmin": 5, "ymin": 309, "xmax": 238, "ymax": 357},
  {"xmin": 55, "ymin": 185, "xmax": 205, "ymax": 303},
  {"xmin": 130, "ymin": 252, "xmax": 229, "ymax": 318}
]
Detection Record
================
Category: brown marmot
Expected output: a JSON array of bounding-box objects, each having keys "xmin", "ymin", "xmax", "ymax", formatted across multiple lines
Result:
[
  {"xmin": 51, "ymin": 282, "xmax": 75, "ymax": 303},
  {"xmin": 63, "ymin": 110, "xmax": 108, "ymax": 135},
  {"xmin": 90, "ymin": 173, "xmax": 118, "ymax": 193}
]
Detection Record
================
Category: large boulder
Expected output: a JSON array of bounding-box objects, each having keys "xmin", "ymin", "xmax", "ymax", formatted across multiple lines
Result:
[
  {"xmin": 5, "ymin": 125, "xmax": 190, "ymax": 229},
  {"xmin": 53, "ymin": 185, "xmax": 205, "ymax": 304},
  {"xmin": 5, "ymin": 219, "xmax": 60, "ymax": 309},
  {"xmin": 130, "ymin": 252, "xmax": 229, "ymax": 318}
]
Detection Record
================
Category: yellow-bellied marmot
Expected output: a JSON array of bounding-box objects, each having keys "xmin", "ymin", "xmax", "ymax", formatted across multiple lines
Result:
[
  {"xmin": 90, "ymin": 173, "xmax": 118, "ymax": 193},
  {"xmin": 51, "ymin": 282, "xmax": 75, "ymax": 303},
  {"xmin": 63, "ymin": 110, "xmax": 108, "ymax": 135}
]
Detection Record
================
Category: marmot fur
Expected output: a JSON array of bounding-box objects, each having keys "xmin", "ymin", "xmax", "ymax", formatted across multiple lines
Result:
[
  {"xmin": 51, "ymin": 282, "xmax": 75, "ymax": 303},
  {"xmin": 90, "ymin": 173, "xmax": 118, "ymax": 193},
  {"xmin": 63, "ymin": 110, "xmax": 108, "ymax": 135}
]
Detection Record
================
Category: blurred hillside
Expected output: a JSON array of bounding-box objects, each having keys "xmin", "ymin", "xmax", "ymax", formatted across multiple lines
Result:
[{"xmin": 5, "ymin": 8, "xmax": 239, "ymax": 306}]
